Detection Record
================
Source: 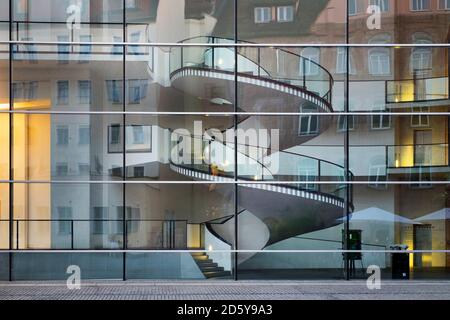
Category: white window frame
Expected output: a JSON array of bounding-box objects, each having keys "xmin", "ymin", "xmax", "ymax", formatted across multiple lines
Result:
[
  {"xmin": 439, "ymin": 0, "xmax": 450, "ymax": 9},
  {"xmin": 411, "ymin": 107, "xmax": 430, "ymax": 127},
  {"xmin": 298, "ymin": 106, "xmax": 319, "ymax": 136},
  {"xmin": 277, "ymin": 6, "xmax": 294, "ymax": 22},
  {"xmin": 337, "ymin": 115, "xmax": 355, "ymax": 132},
  {"xmin": 300, "ymin": 47, "xmax": 320, "ymax": 76},
  {"xmin": 348, "ymin": 0, "xmax": 357, "ymax": 15},
  {"xmin": 254, "ymin": 7, "xmax": 271, "ymax": 23},
  {"xmin": 336, "ymin": 47, "xmax": 356, "ymax": 74},
  {"xmin": 368, "ymin": 164, "xmax": 387, "ymax": 189},
  {"xmin": 368, "ymin": 48, "xmax": 391, "ymax": 75},
  {"xmin": 371, "ymin": 113, "xmax": 391, "ymax": 130},
  {"xmin": 410, "ymin": 0, "xmax": 430, "ymax": 11}
]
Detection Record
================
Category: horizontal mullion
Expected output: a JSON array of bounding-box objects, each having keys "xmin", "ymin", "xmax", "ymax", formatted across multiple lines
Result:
[
  {"xmin": 0, "ymin": 40, "xmax": 449, "ymax": 48},
  {"xmin": 2, "ymin": 111, "xmax": 450, "ymax": 116},
  {"xmin": 1, "ymin": 180, "xmax": 450, "ymax": 184}
]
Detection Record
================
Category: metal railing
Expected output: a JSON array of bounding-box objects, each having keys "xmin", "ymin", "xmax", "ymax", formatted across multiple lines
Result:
[
  {"xmin": 169, "ymin": 36, "xmax": 334, "ymax": 105},
  {"xmin": 170, "ymin": 130, "xmax": 353, "ymax": 206},
  {"xmin": 2, "ymin": 219, "xmax": 188, "ymax": 250}
]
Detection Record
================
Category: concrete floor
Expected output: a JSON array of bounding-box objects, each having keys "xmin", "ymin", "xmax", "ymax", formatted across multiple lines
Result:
[{"xmin": 1, "ymin": 280, "xmax": 450, "ymax": 300}]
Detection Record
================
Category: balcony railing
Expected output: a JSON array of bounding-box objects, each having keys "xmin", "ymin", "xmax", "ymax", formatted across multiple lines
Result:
[
  {"xmin": 386, "ymin": 143, "xmax": 448, "ymax": 168},
  {"xmin": 386, "ymin": 76, "xmax": 449, "ymax": 103}
]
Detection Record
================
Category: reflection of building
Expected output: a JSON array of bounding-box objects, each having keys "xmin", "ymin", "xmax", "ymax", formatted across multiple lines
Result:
[{"xmin": 0, "ymin": 0, "xmax": 449, "ymax": 280}]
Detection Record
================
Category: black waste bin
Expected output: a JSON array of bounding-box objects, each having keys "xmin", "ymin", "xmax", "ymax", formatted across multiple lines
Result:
[{"xmin": 391, "ymin": 250, "xmax": 410, "ymax": 280}]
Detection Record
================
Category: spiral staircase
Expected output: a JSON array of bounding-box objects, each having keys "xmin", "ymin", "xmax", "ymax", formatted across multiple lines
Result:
[{"xmin": 167, "ymin": 36, "xmax": 352, "ymax": 276}]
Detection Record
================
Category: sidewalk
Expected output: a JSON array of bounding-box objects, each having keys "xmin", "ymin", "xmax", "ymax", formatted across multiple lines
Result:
[{"xmin": 1, "ymin": 280, "xmax": 450, "ymax": 300}]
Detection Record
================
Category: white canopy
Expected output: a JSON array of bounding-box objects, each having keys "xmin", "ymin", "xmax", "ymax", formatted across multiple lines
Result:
[
  {"xmin": 338, "ymin": 207, "xmax": 420, "ymax": 225},
  {"xmin": 415, "ymin": 208, "xmax": 450, "ymax": 222}
]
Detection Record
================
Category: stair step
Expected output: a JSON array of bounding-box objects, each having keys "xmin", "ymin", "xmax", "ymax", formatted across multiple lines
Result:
[
  {"xmin": 192, "ymin": 255, "xmax": 211, "ymax": 261},
  {"xmin": 200, "ymin": 266, "xmax": 224, "ymax": 272},
  {"xmin": 191, "ymin": 252, "xmax": 206, "ymax": 256},
  {"xmin": 203, "ymin": 271, "xmax": 232, "ymax": 278},
  {"xmin": 196, "ymin": 262, "xmax": 218, "ymax": 268}
]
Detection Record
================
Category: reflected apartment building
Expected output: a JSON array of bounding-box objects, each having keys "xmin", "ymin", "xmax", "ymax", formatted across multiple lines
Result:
[{"xmin": 0, "ymin": 0, "xmax": 449, "ymax": 280}]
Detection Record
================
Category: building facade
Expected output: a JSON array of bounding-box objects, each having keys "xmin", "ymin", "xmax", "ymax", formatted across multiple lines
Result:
[{"xmin": 0, "ymin": 0, "xmax": 449, "ymax": 280}]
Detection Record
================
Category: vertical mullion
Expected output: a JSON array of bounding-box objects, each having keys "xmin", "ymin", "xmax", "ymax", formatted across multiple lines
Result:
[
  {"xmin": 344, "ymin": 0, "xmax": 351, "ymax": 281},
  {"xmin": 8, "ymin": 0, "xmax": 14, "ymax": 281},
  {"xmin": 233, "ymin": 0, "xmax": 238, "ymax": 281},
  {"xmin": 122, "ymin": 0, "xmax": 127, "ymax": 281}
]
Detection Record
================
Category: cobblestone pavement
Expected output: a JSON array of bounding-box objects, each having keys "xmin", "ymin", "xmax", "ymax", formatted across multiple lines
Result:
[{"xmin": 1, "ymin": 280, "xmax": 450, "ymax": 300}]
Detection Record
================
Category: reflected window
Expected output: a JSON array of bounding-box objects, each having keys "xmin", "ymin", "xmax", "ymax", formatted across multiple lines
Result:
[
  {"xmin": 106, "ymin": 80, "xmax": 123, "ymax": 104},
  {"xmin": 92, "ymin": 207, "xmax": 108, "ymax": 235},
  {"xmin": 348, "ymin": 0, "xmax": 357, "ymax": 15},
  {"xmin": 337, "ymin": 115, "xmax": 355, "ymax": 132},
  {"xmin": 110, "ymin": 124, "xmax": 121, "ymax": 145},
  {"xmin": 112, "ymin": 36, "xmax": 123, "ymax": 55},
  {"xmin": 57, "ymin": 80, "xmax": 69, "ymax": 105},
  {"xmin": 368, "ymin": 49, "xmax": 390, "ymax": 75},
  {"xmin": 57, "ymin": 35, "xmax": 70, "ymax": 64},
  {"xmin": 133, "ymin": 166, "xmax": 145, "ymax": 177},
  {"xmin": 439, "ymin": 0, "xmax": 450, "ymax": 9},
  {"xmin": 56, "ymin": 126, "xmax": 69, "ymax": 145},
  {"xmin": 128, "ymin": 79, "xmax": 148, "ymax": 104},
  {"xmin": 78, "ymin": 125, "xmax": 90, "ymax": 145},
  {"xmin": 79, "ymin": 35, "xmax": 92, "ymax": 62},
  {"xmin": 410, "ymin": 33, "xmax": 432, "ymax": 75},
  {"xmin": 125, "ymin": 0, "xmax": 137, "ymax": 9},
  {"xmin": 13, "ymin": 81, "xmax": 37, "ymax": 101},
  {"xmin": 132, "ymin": 126, "xmax": 144, "ymax": 144},
  {"xmin": 56, "ymin": 162, "xmax": 69, "ymax": 176},
  {"xmin": 411, "ymin": 0, "xmax": 430, "ymax": 11},
  {"xmin": 277, "ymin": 6, "xmax": 293, "ymax": 22},
  {"xmin": 298, "ymin": 167, "xmax": 317, "ymax": 190},
  {"xmin": 298, "ymin": 106, "xmax": 319, "ymax": 136},
  {"xmin": 336, "ymin": 47, "xmax": 355, "ymax": 74},
  {"xmin": 21, "ymin": 37, "xmax": 37, "ymax": 63},
  {"xmin": 78, "ymin": 80, "xmax": 91, "ymax": 104},
  {"xmin": 126, "ymin": 208, "xmax": 141, "ymax": 233},
  {"xmin": 368, "ymin": 164, "xmax": 387, "ymax": 189},
  {"xmin": 299, "ymin": 48, "xmax": 320, "ymax": 76},
  {"xmin": 254, "ymin": 7, "xmax": 271, "ymax": 23},
  {"xmin": 128, "ymin": 32, "xmax": 141, "ymax": 55},
  {"xmin": 411, "ymin": 107, "xmax": 430, "ymax": 127},
  {"xmin": 57, "ymin": 207, "xmax": 72, "ymax": 236},
  {"xmin": 410, "ymin": 167, "xmax": 432, "ymax": 189},
  {"xmin": 370, "ymin": 0, "xmax": 389, "ymax": 12},
  {"xmin": 371, "ymin": 113, "xmax": 391, "ymax": 130}
]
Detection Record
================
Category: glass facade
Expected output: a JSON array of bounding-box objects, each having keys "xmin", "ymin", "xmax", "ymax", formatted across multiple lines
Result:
[{"xmin": 0, "ymin": 0, "xmax": 449, "ymax": 281}]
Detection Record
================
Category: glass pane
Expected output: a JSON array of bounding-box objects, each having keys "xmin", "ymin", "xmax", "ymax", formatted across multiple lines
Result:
[{"xmin": 12, "ymin": 114, "xmax": 123, "ymax": 181}]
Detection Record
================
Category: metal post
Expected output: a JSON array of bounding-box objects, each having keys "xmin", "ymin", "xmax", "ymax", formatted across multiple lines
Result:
[
  {"xmin": 71, "ymin": 220, "xmax": 74, "ymax": 250},
  {"xmin": 233, "ymin": 0, "xmax": 239, "ymax": 281},
  {"xmin": 344, "ymin": 0, "xmax": 351, "ymax": 281},
  {"xmin": 15, "ymin": 220, "xmax": 19, "ymax": 249},
  {"xmin": 9, "ymin": 0, "xmax": 14, "ymax": 281},
  {"xmin": 122, "ymin": 0, "xmax": 127, "ymax": 281}
]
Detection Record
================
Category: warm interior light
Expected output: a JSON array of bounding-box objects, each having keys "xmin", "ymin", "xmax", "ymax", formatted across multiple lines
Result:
[
  {"xmin": 208, "ymin": 245, "xmax": 213, "ymax": 251},
  {"xmin": 395, "ymin": 159, "xmax": 399, "ymax": 168}
]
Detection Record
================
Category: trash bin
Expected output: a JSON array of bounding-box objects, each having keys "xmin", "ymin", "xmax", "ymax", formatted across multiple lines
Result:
[{"xmin": 390, "ymin": 245, "xmax": 410, "ymax": 280}]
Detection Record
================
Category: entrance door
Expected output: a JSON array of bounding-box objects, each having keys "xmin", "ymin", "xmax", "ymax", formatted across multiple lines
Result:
[{"xmin": 414, "ymin": 130, "xmax": 432, "ymax": 166}]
